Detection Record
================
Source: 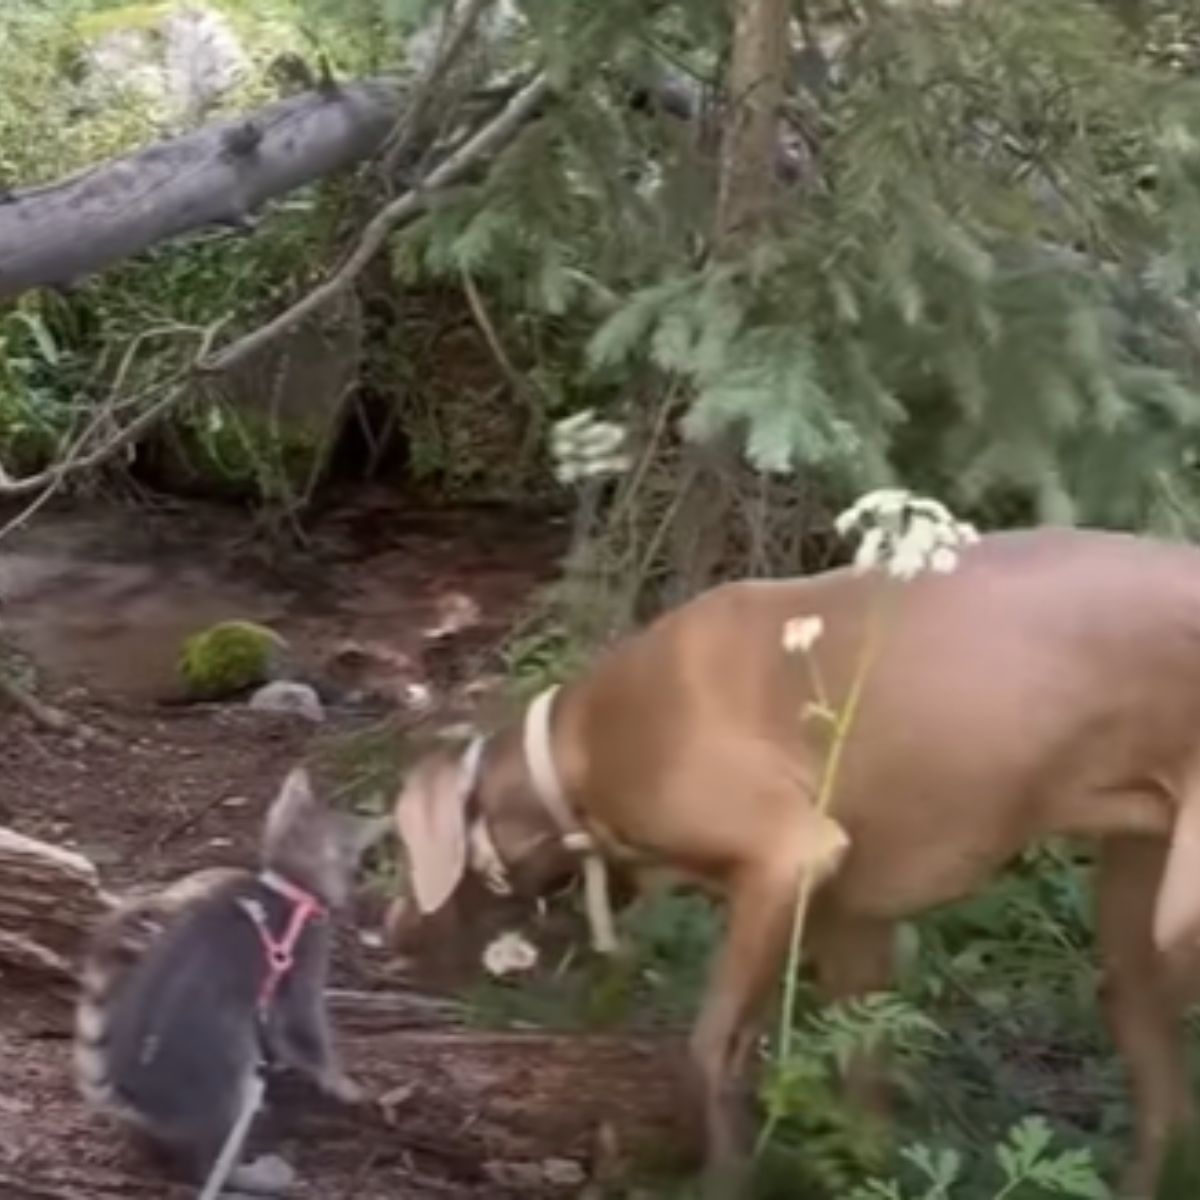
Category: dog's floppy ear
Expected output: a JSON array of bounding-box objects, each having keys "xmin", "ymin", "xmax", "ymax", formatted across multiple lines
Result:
[
  {"xmin": 393, "ymin": 751, "xmax": 476, "ymax": 916},
  {"xmin": 1153, "ymin": 797, "xmax": 1200, "ymax": 955}
]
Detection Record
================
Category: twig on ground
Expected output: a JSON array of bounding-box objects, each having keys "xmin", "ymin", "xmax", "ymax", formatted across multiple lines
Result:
[
  {"xmin": 0, "ymin": 671, "xmax": 109, "ymax": 747},
  {"xmin": 145, "ymin": 787, "xmax": 231, "ymax": 854}
]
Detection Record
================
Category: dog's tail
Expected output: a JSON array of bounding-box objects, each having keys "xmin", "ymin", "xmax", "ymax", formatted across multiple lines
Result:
[{"xmin": 74, "ymin": 867, "xmax": 248, "ymax": 1109}]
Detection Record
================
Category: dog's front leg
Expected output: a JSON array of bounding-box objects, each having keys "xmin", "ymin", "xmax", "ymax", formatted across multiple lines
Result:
[
  {"xmin": 689, "ymin": 861, "xmax": 800, "ymax": 1199},
  {"xmin": 1096, "ymin": 835, "xmax": 1193, "ymax": 1199}
]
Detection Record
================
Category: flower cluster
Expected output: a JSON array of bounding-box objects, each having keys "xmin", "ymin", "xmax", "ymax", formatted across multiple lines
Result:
[
  {"xmin": 835, "ymin": 488, "xmax": 980, "ymax": 582},
  {"xmin": 782, "ymin": 489, "xmax": 979, "ymax": 658},
  {"xmin": 481, "ymin": 930, "xmax": 539, "ymax": 978},
  {"xmin": 550, "ymin": 410, "xmax": 632, "ymax": 485},
  {"xmin": 782, "ymin": 614, "xmax": 824, "ymax": 655}
]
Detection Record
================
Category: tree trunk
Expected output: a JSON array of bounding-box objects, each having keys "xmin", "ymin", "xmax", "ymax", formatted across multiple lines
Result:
[
  {"xmin": 667, "ymin": 0, "xmax": 794, "ymax": 604},
  {"xmin": 715, "ymin": 0, "xmax": 794, "ymax": 250}
]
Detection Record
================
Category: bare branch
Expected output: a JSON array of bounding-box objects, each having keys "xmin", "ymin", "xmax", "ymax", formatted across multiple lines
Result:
[
  {"xmin": 198, "ymin": 72, "xmax": 550, "ymax": 376},
  {"xmin": 0, "ymin": 322, "xmax": 224, "ymax": 511},
  {"xmin": 381, "ymin": 0, "xmax": 499, "ymax": 178}
]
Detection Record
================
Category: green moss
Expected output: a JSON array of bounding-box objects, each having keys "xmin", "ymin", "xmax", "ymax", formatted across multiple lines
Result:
[
  {"xmin": 75, "ymin": 3, "xmax": 173, "ymax": 40},
  {"xmin": 178, "ymin": 619, "xmax": 287, "ymax": 700}
]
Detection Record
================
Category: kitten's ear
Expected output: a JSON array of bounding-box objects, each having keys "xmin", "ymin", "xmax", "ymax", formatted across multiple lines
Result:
[{"xmin": 263, "ymin": 767, "xmax": 319, "ymax": 847}]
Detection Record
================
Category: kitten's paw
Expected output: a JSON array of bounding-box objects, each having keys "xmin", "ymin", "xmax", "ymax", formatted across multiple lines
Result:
[
  {"xmin": 321, "ymin": 1071, "xmax": 367, "ymax": 1104},
  {"xmin": 226, "ymin": 1152, "xmax": 296, "ymax": 1194}
]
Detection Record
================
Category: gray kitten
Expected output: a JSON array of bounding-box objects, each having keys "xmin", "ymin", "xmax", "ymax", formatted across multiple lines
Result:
[{"xmin": 74, "ymin": 767, "xmax": 386, "ymax": 1194}]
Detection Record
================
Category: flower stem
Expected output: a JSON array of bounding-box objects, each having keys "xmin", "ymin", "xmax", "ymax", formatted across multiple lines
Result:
[{"xmin": 758, "ymin": 581, "xmax": 894, "ymax": 1156}]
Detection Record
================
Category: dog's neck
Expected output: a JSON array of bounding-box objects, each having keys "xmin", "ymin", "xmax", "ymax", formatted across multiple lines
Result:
[{"xmin": 464, "ymin": 686, "xmax": 619, "ymax": 954}]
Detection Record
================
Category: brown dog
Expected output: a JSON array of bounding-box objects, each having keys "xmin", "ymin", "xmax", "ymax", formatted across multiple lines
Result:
[{"xmin": 385, "ymin": 527, "xmax": 1200, "ymax": 1197}]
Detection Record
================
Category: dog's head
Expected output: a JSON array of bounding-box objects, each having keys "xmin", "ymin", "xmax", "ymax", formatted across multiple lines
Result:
[{"xmin": 384, "ymin": 731, "xmax": 578, "ymax": 969}]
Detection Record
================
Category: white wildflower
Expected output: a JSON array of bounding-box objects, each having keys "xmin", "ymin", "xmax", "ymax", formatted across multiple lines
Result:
[
  {"xmin": 782, "ymin": 615, "xmax": 825, "ymax": 654},
  {"xmin": 551, "ymin": 410, "xmax": 631, "ymax": 486},
  {"xmin": 835, "ymin": 488, "xmax": 908, "ymax": 537},
  {"xmin": 888, "ymin": 537, "xmax": 927, "ymax": 582},
  {"xmin": 853, "ymin": 526, "xmax": 886, "ymax": 571},
  {"xmin": 482, "ymin": 930, "xmax": 539, "ymax": 978},
  {"xmin": 836, "ymin": 488, "xmax": 978, "ymax": 583}
]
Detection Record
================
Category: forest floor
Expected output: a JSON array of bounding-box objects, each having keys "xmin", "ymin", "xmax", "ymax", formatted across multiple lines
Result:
[{"xmin": 0, "ymin": 495, "xmax": 690, "ymax": 1199}]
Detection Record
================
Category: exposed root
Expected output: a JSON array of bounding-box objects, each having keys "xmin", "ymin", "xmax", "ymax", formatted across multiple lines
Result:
[{"xmin": 0, "ymin": 671, "xmax": 112, "ymax": 747}]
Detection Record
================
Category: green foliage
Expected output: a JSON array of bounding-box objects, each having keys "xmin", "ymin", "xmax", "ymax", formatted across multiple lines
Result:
[
  {"xmin": 454, "ymin": 836, "xmax": 1135, "ymax": 1199},
  {"xmin": 500, "ymin": 619, "xmax": 592, "ymax": 700},
  {"xmin": 758, "ymin": 994, "xmax": 942, "ymax": 1196},
  {"xmin": 1152, "ymin": 1125, "xmax": 1200, "ymax": 1200},
  {"xmin": 0, "ymin": 0, "xmax": 364, "ymax": 499},
  {"xmin": 393, "ymin": 0, "xmax": 1200, "ymax": 534},
  {"xmin": 849, "ymin": 1118, "xmax": 1108, "ymax": 1200},
  {"xmin": 0, "ymin": 298, "xmax": 91, "ymax": 475},
  {"xmin": 177, "ymin": 619, "xmax": 287, "ymax": 699}
]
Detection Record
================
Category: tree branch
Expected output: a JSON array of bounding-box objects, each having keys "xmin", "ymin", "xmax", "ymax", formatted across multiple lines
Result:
[
  {"xmin": 381, "ymin": 0, "xmax": 499, "ymax": 178},
  {"xmin": 197, "ymin": 72, "xmax": 550, "ymax": 376},
  {"xmin": 0, "ymin": 322, "xmax": 222, "ymax": 506}
]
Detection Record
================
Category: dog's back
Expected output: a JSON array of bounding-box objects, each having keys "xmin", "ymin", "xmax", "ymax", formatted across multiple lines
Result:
[{"xmin": 567, "ymin": 526, "xmax": 1200, "ymax": 894}]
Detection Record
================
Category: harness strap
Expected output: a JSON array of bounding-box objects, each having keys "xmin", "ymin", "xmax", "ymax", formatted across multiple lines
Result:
[
  {"xmin": 522, "ymin": 686, "xmax": 619, "ymax": 956},
  {"xmin": 197, "ymin": 1068, "xmax": 267, "ymax": 1200},
  {"xmin": 237, "ymin": 871, "xmax": 325, "ymax": 1018}
]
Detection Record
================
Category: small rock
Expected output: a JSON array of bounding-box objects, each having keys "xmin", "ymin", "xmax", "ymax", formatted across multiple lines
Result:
[
  {"xmin": 322, "ymin": 639, "xmax": 430, "ymax": 709},
  {"xmin": 248, "ymin": 681, "xmax": 324, "ymax": 723},
  {"xmin": 422, "ymin": 591, "xmax": 481, "ymax": 639},
  {"xmin": 542, "ymin": 1158, "xmax": 586, "ymax": 1186}
]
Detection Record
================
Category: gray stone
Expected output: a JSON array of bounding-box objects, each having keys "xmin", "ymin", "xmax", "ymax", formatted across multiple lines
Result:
[{"xmin": 248, "ymin": 681, "xmax": 324, "ymax": 723}]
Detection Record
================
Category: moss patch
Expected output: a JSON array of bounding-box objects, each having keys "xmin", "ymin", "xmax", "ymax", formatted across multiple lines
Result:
[{"xmin": 178, "ymin": 619, "xmax": 287, "ymax": 700}]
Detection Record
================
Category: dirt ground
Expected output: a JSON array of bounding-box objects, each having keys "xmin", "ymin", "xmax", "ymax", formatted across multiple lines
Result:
[{"xmin": 0, "ymin": 498, "xmax": 690, "ymax": 1198}]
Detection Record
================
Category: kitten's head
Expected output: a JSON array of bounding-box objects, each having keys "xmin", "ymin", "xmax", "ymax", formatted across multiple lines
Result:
[{"xmin": 261, "ymin": 767, "xmax": 388, "ymax": 908}]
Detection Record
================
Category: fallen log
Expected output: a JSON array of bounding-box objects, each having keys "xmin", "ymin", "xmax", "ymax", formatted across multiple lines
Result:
[
  {"xmin": 0, "ymin": 1026, "xmax": 694, "ymax": 1198},
  {"xmin": 0, "ymin": 81, "xmax": 400, "ymax": 299},
  {"xmin": 0, "ymin": 835, "xmax": 697, "ymax": 1193},
  {"xmin": 0, "ymin": 827, "xmax": 110, "ymax": 987}
]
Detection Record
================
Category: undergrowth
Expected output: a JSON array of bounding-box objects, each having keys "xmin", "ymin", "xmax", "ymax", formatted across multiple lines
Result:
[{"xmin": 450, "ymin": 840, "xmax": 1132, "ymax": 1200}]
